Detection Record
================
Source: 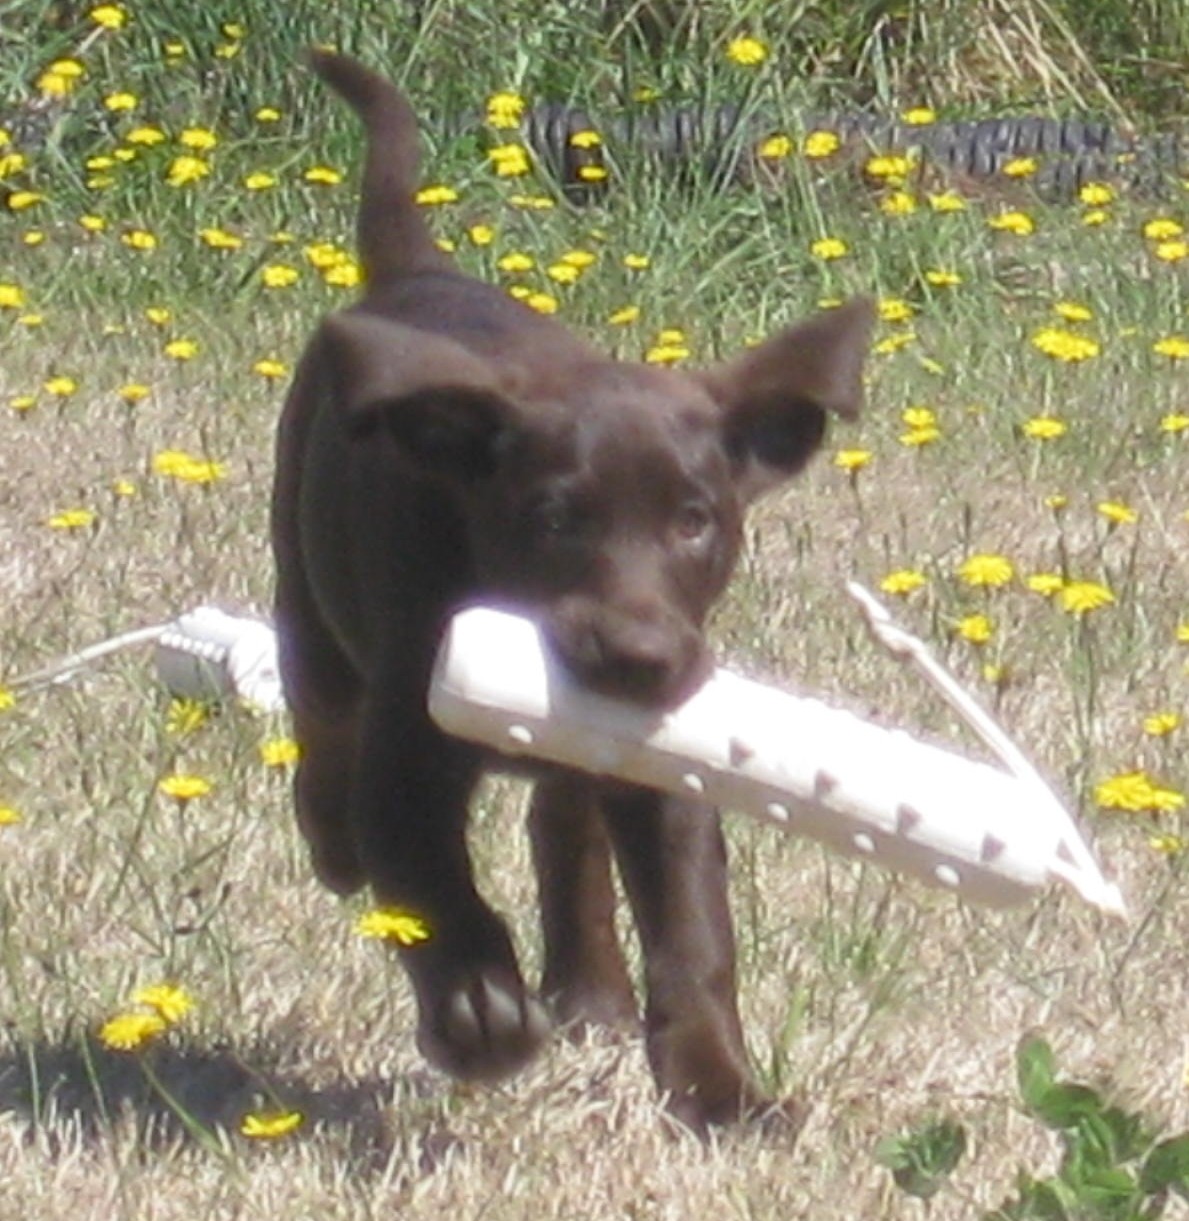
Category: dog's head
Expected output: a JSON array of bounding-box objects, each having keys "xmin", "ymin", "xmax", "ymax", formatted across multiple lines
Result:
[{"xmin": 322, "ymin": 297, "xmax": 873, "ymax": 708}]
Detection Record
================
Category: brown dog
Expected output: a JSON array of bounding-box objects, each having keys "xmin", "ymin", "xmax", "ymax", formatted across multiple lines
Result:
[{"xmin": 271, "ymin": 50, "xmax": 873, "ymax": 1130}]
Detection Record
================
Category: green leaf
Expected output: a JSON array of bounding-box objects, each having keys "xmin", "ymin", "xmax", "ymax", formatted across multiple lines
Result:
[
  {"xmin": 1033, "ymin": 1083, "xmax": 1105, "ymax": 1130},
  {"xmin": 1140, "ymin": 1133, "xmax": 1189, "ymax": 1196},
  {"xmin": 876, "ymin": 1118, "xmax": 967, "ymax": 1199},
  {"xmin": 1017, "ymin": 1034, "xmax": 1058, "ymax": 1110}
]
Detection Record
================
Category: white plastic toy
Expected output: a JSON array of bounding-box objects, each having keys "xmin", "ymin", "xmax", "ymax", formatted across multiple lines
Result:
[
  {"xmin": 429, "ymin": 589, "xmax": 1125, "ymax": 917},
  {"xmin": 9, "ymin": 605, "xmax": 284, "ymax": 712}
]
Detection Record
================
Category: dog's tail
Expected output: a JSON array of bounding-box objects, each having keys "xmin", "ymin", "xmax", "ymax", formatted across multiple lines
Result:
[{"xmin": 308, "ymin": 48, "xmax": 451, "ymax": 283}]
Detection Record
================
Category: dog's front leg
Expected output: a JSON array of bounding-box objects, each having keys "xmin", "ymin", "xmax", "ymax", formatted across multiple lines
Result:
[
  {"xmin": 601, "ymin": 787, "xmax": 773, "ymax": 1129},
  {"xmin": 353, "ymin": 689, "xmax": 550, "ymax": 1081},
  {"xmin": 530, "ymin": 773, "xmax": 639, "ymax": 1031}
]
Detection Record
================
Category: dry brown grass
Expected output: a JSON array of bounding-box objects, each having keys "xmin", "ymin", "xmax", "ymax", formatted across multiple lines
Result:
[{"xmin": 1, "ymin": 17, "xmax": 1187, "ymax": 1206}]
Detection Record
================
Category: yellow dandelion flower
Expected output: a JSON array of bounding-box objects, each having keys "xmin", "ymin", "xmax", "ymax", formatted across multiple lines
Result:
[
  {"xmin": 104, "ymin": 91, "xmax": 138, "ymax": 112},
  {"xmin": 467, "ymin": 223, "xmax": 495, "ymax": 246},
  {"xmin": 622, "ymin": 253, "xmax": 651, "ymax": 270},
  {"xmin": 79, "ymin": 214, "xmax": 107, "ymax": 233},
  {"xmin": 165, "ymin": 697, "xmax": 210, "ymax": 735},
  {"xmin": 1097, "ymin": 500, "xmax": 1138, "ymax": 525},
  {"xmin": 179, "ymin": 127, "xmax": 218, "ymax": 152},
  {"xmin": 0, "ymin": 283, "xmax": 25, "ymax": 309},
  {"xmin": 323, "ymin": 260, "xmax": 361, "ymax": 288},
  {"xmin": 304, "ymin": 165, "xmax": 343, "ymax": 186},
  {"xmin": 166, "ymin": 155, "xmax": 210, "ymax": 187},
  {"xmin": 901, "ymin": 107, "xmax": 936, "ymax": 125},
  {"xmin": 570, "ymin": 129, "xmax": 603, "ymax": 150},
  {"xmin": 1142, "ymin": 712, "xmax": 1180, "ymax": 737},
  {"xmin": 1022, "ymin": 416, "xmax": 1067, "ymax": 440},
  {"xmin": 879, "ymin": 569, "xmax": 927, "ymax": 595},
  {"xmin": 1053, "ymin": 301, "xmax": 1093, "ymax": 322},
  {"xmin": 9, "ymin": 395, "xmax": 36, "ymax": 413},
  {"xmin": 955, "ymin": 614, "xmax": 993, "ymax": 644},
  {"xmin": 133, "ymin": 983, "xmax": 194, "ymax": 1024},
  {"xmin": 725, "ymin": 36, "xmax": 768, "ymax": 66},
  {"xmin": 833, "ymin": 448, "xmax": 872, "ymax": 472},
  {"xmin": 158, "ymin": 773, "xmax": 212, "ymax": 801},
  {"xmin": 880, "ymin": 190, "xmax": 918, "ymax": 216},
  {"xmin": 356, "ymin": 907, "xmax": 432, "ymax": 945},
  {"xmin": 90, "ymin": 4, "xmax": 128, "ymax": 29},
  {"xmin": 546, "ymin": 263, "xmax": 581, "ymax": 285},
  {"xmin": 144, "ymin": 305, "xmax": 171, "ymax": 325},
  {"xmin": 1079, "ymin": 182, "xmax": 1114, "ymax": 206},
  {"xmin": 255, "ymin": 107, "xmax": 281, "ymax": 123},
  {"xmin": 260, "ymin": 737, "xmax": 301, "ymax": 767},
  {"xmin": 100, "ymin": 1011, "xmax": 167, "ymax": 1051},
  {"xmin": 1057, "ymin": 580, "xmax": 1115, "ymax": 615},
  {"xmin": 925, "ymin": 269, "xmax": 962, "ymax": 287},
  {"xmin": 1149, "ymin": 834, "xmax": 1185, "ymax": 856},
  {"xmin": 127, "ymin": 125, "xmax": 166, "ymax": 146},
  {"xmin": 524, "ymin": 292, "xmax": 558, "ymax": 315},
  {"xmin": 1160, "ymin": 413, "xmax": 1189, "ymax": 434},
  {"xmin": 927, "ymin": 191, "xmax": 967, "ymax": 212},
  {"xmin": 261, "ymin": 263, "xmax": 300, "ymax": 288},
  {"xmin": 507, "ymin": 193, "xmax": 555, "ymax": 210},
  {"xmin": 758, "ymin": 133, "xmax": 792, "ymax": 160},
  {"xmin": 956, "ymin": 553, "xmax": 1014, "ymax": 588},
  {"xmin": 241, "ymin": 1109, "xmax": 304, "ymax": 1139},
  {"xmin": 1002, "ymin": 156, "xmax": 1038, "ymax": 178},
  {"xmin": 1043, "ymin": 493, "xmax": 1067, "ymax": 510},
  {"xmin": 44, "ymin": 375, "xmax": 78, "ymax": 397},
  {"xmin": 1026, "ymin": 573, "xmax": 1064, "ymax": 596},
  {"xmin": 1095, "ymin": 771, "xmax": 1183, "ymax": 813},
  {"xmin": 9, "ymin": 191, "xmax": 45, "ymax": 210},
  {"xmin": 122, "ymin": 228, "xmax": 157, "ymax": 251},
  {"xmin": 865, "ymin": 153, "xmax": 914, "ymax": 181},
  {"xmin": 1154, "ymin": 240, "xmax": 1187, "ymax": 262},
  {"xmin": 487, "ymin": 144, "xmax": 532, "ymax": 177},
  {"xmin": 0, "ymin": 687, "xmax": 15, "ymax": 710},
  {"xmin": 244, "ymin": 171, "xmax": 277, "ymax": 190},
  {"xmin": 163, "ymin": 339, "xmax": 199, "ymax": 360},
  {"xmin": 608, "ymin": 305, "xmax": 641, "ymax": 326},
  {"xmin": 47, "ymin": 508, "xmax": 95, "ymax": 530},
  {"xmin": 878, "ymin": 298, "xmax": 914, "ymax": 324},
  {"xmin": 486, "ymin": 92, "xmax": 526, "ymax": 129},
  {"xmin": 1143, "ymin": 218, "xmax": 1183, "ymax": 242},
  {"xmin": 199, "ymin": 227, "xmax": 243, "ymax": 250},
  {"xmin": 497, "ymin": 252, "xmax": 535, "ymax": 274},
  {"xmin": 0, "ymin": 806, "xmax": 21, "ymax": 826},
  {"xmin": 803, "ymin": 130, "xmax": 840, "ymax": 159},
  {"xmin": 809, "ymin": 236, "xmax": 848, "ymax": 261},
  {"xmin": 1153, "ymin": 336, "xmax": 1189, "ymax": 360},
  {"xmin": 415, "ymin": 184, "xmax": 458, "ymax": 205},
  {"xmin": 1031, "ymin": 327, "xmax": 1100, "ymax": 362},
  {"xmin": 38, "ymin": 59, "xmax": 85, "ymax": 97},
  {"xmin": 253, "ymin": 358, "xmax": 288, "ymax": 379},
  {"xmin": 645, "ymin": 342, "xmax": 690, "ymax": 364},
  {"xmin": 987, "ymin": 210, "xmax": 1035, "ymax": 235}
]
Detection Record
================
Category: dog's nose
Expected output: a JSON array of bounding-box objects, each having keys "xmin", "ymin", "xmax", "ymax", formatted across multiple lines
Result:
[{"xmin": 549, "ymin": 613, "xmax": 707, "ymax": 709}]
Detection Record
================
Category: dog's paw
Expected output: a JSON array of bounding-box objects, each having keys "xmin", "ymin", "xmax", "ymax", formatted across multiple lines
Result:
[{"xmin": 417, "ymin": 966, "xmax": 551, "ymax": 1082}]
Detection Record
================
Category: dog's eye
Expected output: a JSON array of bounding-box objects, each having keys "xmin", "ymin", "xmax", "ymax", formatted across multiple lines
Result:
[{"xmin": 674, "ymin": 501, "xmax": 715, "ymax": 544}]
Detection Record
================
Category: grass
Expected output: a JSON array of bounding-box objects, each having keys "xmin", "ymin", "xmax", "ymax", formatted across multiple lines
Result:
[{"xmin": 1, "ymin": 1, "xmax": 1187, "ymax": 1217}]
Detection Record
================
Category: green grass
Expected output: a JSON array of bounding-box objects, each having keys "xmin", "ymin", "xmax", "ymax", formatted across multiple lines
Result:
[{"xmin": 1, "ymin": 2, "xmax": 1187, "ymax": 1218}]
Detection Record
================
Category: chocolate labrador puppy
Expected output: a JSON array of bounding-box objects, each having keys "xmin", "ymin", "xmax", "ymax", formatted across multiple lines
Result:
[{"xmin": 272, "ymin": 50, "xmax": 873, "ymax": 1129}]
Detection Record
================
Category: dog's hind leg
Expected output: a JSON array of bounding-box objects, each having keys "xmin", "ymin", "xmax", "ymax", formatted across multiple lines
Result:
[
  {"xmin": 275, "ymin": 565, "xmax": 366, "ymax": 896},
  {"xmin": 529, "ymin": 775, "xmax": 639, "ymax": 1031}
]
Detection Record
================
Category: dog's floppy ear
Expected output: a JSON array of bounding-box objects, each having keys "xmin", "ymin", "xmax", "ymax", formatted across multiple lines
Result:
[
  {"xmin": 320, "ymin": 312, "xmax": 516, "ymax": 482},
  {"xmin": 697, "ymin": 297, "xmax": 875, "ymax": 502}
]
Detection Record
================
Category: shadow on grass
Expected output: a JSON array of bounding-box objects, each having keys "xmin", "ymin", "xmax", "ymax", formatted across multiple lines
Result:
[{"xmin": 0, "ymin": 1032, "xmax": 463, "ymax": 1174}]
